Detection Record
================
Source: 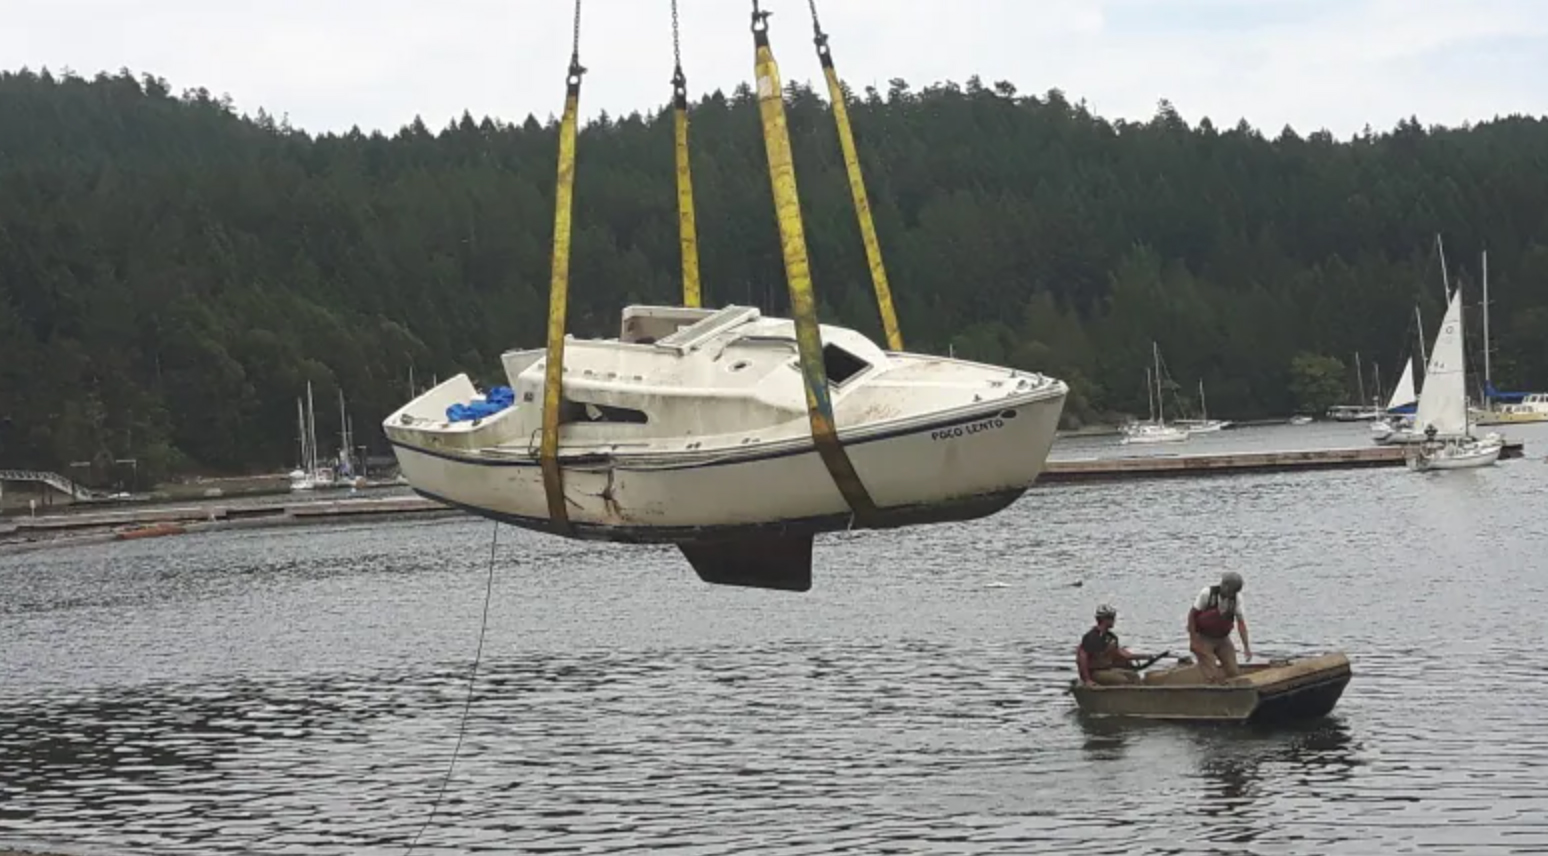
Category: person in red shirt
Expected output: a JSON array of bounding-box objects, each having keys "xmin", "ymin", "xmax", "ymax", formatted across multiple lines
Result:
[{"xmin": 1188, "ymin": 571, "xmax": 1253, "ymax": 683}]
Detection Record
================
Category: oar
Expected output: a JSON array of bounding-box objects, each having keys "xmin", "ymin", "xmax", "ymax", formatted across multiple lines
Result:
[{"xmin": 1130, "ymin": 650, "xmax": 1172, "ymax": 671}]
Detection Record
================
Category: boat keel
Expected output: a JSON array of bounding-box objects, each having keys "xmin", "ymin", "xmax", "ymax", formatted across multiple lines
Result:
[{"xmin": 678, "ymin": 533, "xmax": 814, "ymax": 592}]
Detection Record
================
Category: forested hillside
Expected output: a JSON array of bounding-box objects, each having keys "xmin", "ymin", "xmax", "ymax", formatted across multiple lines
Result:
[{"xmin": 2, "ymin": 67, "xmax": 1547, "ymax": 483}]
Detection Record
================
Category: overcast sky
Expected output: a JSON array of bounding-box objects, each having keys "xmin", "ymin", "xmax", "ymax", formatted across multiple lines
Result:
[{"xmin": 8, "ymin": 0, "xmax": 1547, "ymax": 139}]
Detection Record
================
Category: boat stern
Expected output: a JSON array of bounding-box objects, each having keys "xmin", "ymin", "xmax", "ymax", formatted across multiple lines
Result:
[{"xmin": 383, "ymin": 374, "xmax": 532, "ymax": 503}]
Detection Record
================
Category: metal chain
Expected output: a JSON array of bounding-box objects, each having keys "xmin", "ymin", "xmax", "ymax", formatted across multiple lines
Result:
[
  {"xmin": 807, "ymin": 0, "xmax": 829, "ymax": 50},
  {"xmin": 567, "ymin": 0, "xmax": 586, "ymax": 83}
]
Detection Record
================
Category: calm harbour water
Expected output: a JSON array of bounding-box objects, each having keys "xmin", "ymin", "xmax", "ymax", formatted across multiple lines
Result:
[{"xmin": 3, "ymin": 423, "xmax": 1548, "ymax": 855}]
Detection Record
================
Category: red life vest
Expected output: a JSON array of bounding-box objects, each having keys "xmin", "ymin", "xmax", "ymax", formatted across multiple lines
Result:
[{"xmin": 1194, "ymin": 586, "xmax": 1237, "ymax": 638}]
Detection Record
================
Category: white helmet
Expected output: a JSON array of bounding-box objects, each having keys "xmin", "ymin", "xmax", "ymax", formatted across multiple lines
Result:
[
  {"xmin": 1220, "ymin": 571, "xmax": 1243, "ymax": 594},
  {"xmin": 1095, "ymin": 603, "xmax": 1117, "ymax": 620}
]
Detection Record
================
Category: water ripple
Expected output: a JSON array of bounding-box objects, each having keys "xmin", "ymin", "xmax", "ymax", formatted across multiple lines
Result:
[{"xmin": 2, "ymin": 423, "xmax": 1548, "ymax": 854}]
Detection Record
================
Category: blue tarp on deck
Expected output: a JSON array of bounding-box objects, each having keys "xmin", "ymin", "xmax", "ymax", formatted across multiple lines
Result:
[{"xmin": 446, "ymin": 385, "xmax": 516, "ymax": 423}]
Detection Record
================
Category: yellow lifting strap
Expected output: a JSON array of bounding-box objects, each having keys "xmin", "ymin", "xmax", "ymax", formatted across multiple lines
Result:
[
  {"xmin": 806, "ymin": 0, "xmax": 903, "ymax": 352},
  {"xmin": 540, "ymin": 0, "xmax": 587, "ymax": 534},
  {"xmin": 671, "ymin": 0, "xmax": 702, "ymax": 308},
  {"xmin": 750, "ymin": 2, "xmax": 880, "ymax": 523}
]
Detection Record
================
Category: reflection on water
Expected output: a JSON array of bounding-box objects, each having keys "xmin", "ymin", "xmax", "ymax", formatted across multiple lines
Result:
[{"xmin": 3, "ymin": 425, "xmax": 1548, "ymax": 854}]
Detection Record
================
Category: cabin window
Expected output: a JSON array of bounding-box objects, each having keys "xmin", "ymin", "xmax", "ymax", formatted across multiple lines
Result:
[
  {"xmin": 823, "ymin": 344, "xmax": 869, "ymax": 386},
  {"xmin": 559, "ymin": 399, "xmax": 648, "ymax": 424}
]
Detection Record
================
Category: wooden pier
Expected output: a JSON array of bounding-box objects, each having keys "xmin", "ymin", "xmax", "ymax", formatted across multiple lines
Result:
[
  {"xmin": 0, "ymin": 496, "xmax": 460, "ymax": 553},
  {"xmin": 1038, "ymin": 441, "xmax": 1526, "ymax": 484}
]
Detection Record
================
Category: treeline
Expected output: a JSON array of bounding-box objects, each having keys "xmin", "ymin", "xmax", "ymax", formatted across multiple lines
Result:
[{"xmin": 2, "ymin": 67, "xmax": 1546, "ymax": 484}]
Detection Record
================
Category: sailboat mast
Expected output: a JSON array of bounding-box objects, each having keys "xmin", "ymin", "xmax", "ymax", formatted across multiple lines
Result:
[
  {"xmin": 1415, "ymin": 305, "xmax": 1428, "ymax": 369},
  {"xmin": 1199, "ymin": 378, "xmax": 1207, "ymax": 420},
  {"xmin": 1145, "ymin": 367, "xmax": 1155, "ymax": 423},
  {"xmin": 338, "ymin": 388, "xmax": 348, "ymax": 470},
  {"xmin": 1355, "ymin": 350, "xmax": 1366, "ymax": 405},
  {"xmin": 296, "ymin": 398, "xmax": 306, "ymax": 469},
  {"xmin": 1153, "ymin": 342, "xmax": 1165, "ymax": 424},
  {"xmin": 306, "ymin": 381, "xmax": 317, "ymax": 473},
  {"xmin": 1482, "ymin": 250, "xmax": 1492, "ymax": 388},
  {"xmin": 1436, "ymin": 234, "xmax": 1451, "ymax": 299}
]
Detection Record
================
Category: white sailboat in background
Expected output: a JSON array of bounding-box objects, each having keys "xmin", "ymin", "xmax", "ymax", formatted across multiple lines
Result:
[
  {"xmin": 289, "ymin": 381, "xmax": 340, "ymax": 491},
  {"xmin": 1406, "ymin": 283, "xmax": 1504, "ymax": 472},
  {"xmin": 1326, "ymin": 349, "xmax": 1384, "ymax": 421},
  {"xmin": 289, "ymin": 397, "xmax": 315, "ymax": 491},
  {"xmin": 1121, "ymin": 342, "xmax": 1190, "ymax": 445},
  {"xmin": 1371, "ymin": 334, "xmax": 1423, "ymax": 445},
  {"xmin": 1175, "ymin": 378, "xmax": 1231, "ymax": 433}
]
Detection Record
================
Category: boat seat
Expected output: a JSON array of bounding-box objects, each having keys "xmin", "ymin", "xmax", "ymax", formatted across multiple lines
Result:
[{"xmin": 619, "ymin": 304, "xmax": 720, "ymax": 344}]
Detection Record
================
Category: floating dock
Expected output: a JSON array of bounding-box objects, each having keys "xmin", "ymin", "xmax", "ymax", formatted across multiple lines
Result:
[
  {"xmin": 0, "ymin": 496, "xmax": 460, "ymax": 553},
  {"xmin": 1037, "ymin": 441, "xmax": 1526, "ymax": 484}
]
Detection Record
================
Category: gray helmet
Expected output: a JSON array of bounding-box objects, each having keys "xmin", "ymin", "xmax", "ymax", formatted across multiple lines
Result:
[
  {"xmin": 1220, "ymin": 571, "xmax": 1243, "ymax": 593},
  {"xmin": 1095, "ymin": 603, "xmax": 1117, "ymax": 620}
]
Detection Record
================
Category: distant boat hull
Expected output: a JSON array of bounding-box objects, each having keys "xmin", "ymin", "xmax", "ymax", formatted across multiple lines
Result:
[
  {"xmin": 1406, "ymin": 436, "xmax": 1504, "ymax": 471},
  {"xmin": 1120, "ymin": 424, "xmax": 1191, "ymax": 445},
  {"xmin": 1474, "ymin": 408, "xmax": 1548, "ymax": 426},
  {"xmin": 389, "ymin": 391, "xmax": 1065, "ymax": 543},
  {"xmin": 1175, "ymin": 419, "xmax": 1231, "ymax": 433},
  {"xmin": 1327, "ymin": 406, "xmax": 1384, "ymax": 421},
  {"xmin": 1371, "ymin": 419, "xmax": 1426, "ymax": 445}
]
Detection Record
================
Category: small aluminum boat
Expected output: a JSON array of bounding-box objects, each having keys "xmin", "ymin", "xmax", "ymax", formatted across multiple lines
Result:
[{"xmin": 1069, "ymin": 652, "xmax": 1352, "ymax": 724}]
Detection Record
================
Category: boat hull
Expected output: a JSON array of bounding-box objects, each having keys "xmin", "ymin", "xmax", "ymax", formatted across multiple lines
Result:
[
  {"xmin": 1372, "ymin": 429, "xmax": 1425, "ymax": 446},
  {"xmin": 1120, "ymin": 425, "xmax": 1190, "ymax": 445},
  {"xmin": 1069, "ymin": 652, "xmax": 1352, "ymax": 724},
  {"xmin": 1475, "ymin": 410, "xmax": 1548, "ymax": 426},
  {"xmin": 1406, "ymin": 437, "xmax": 1504, "ymax": 471},
  {"xmin": 389, "ymin": 390, "xmax": 1065, "ymax": 544}
]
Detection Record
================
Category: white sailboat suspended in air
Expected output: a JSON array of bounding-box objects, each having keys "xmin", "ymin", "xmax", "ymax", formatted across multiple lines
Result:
[{"xmin": 1406, "ymin": 283, "xmax": 1504, "ymax": 472}]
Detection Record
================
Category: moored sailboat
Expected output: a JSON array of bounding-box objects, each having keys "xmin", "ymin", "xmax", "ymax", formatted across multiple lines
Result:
[
  {"xmin": 1370, "ymin": 354, "xmax": 1421, "ymax": 445},
  {"xmin": 1175, "ymin": 378, "xmax": 1231, "ymax": 433},
  {"xmin": 1121, "ymin": 343, "xmax": 1190, "ymax": 445},
  {"xmin": 1406, "ymin": 284, "xmax": 1504, "ymax": 472}
]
